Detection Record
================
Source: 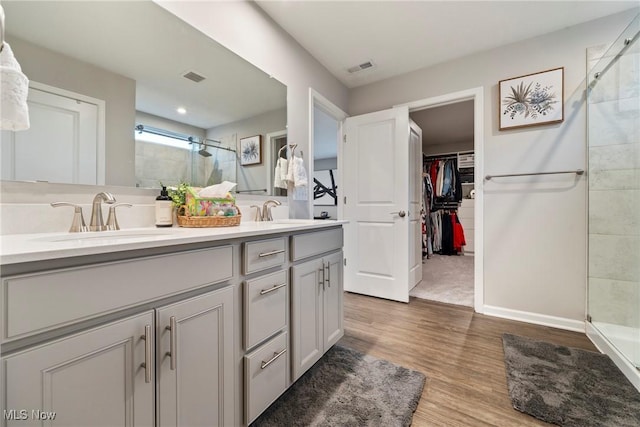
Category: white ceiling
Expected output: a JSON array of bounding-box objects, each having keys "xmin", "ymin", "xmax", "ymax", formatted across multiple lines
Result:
[
  {"xmin": 257, "ymin": 0, "xmax": 638, "ymax": 152},
  {"xmin": 256, "ymin": 0, "xmax": 639, "ymax": 89}
]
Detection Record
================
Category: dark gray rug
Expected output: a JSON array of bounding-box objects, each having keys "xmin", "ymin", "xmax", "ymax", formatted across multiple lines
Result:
[
  {"xmin": 502, "ymin": 333, "xmax": 640, "ymax": 427},
  {"xmin": 251, "ymin": 344, "xmax": 426, "ymax": 426}
]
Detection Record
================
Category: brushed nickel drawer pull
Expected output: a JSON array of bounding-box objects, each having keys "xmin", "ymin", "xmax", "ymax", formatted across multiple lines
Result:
[
  {"xmin": 325, "ymin": 262, "xmax": 330, "ymax": 287},
  {"xmin": 261, "ymin": 348, "xmax": 287, "ymax": 369},
  {"xmin": 260, "ymin": 283, "xmax": 286, "ymax": 295},
  {"xmin": 258, "ymin": 249, "xmax": 285, "ymax": 258},
  {"xmin": 140, "ymin": 324, "xmax": 152, "ymax": 383},
  {"xmin": 166, "ymin": 316, "xmax": 177, "ymax": 371}
]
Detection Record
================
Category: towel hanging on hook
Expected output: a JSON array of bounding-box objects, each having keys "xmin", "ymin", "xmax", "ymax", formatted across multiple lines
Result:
[
  {"xmin": 0, "ymin": 4, "xmax": 31, "ymax": 131},
  {"xmin": 277, "ymin": 143, "xmax": 303, "ymax": 159}
]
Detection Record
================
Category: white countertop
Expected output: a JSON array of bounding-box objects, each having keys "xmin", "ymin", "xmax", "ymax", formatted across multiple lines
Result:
[{"xmin": 0, "ymin": 220, "xmax": 347, "ymax": 265}]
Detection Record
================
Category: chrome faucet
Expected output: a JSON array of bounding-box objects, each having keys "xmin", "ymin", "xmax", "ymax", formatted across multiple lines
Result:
[
  {"xmin": 262, "ymin": 199, "xmax": 281, "ymax": 221},
  {"xmin": 250, "ymin": 205, "xmax": 263, "ymax": 222},
  {"xmin": 51, "ymin": 202, "xmax": 88, "ymax": 232},
  {"xmin": 89, "ymin": 192, "xmax": 116, "ymax": 231}
]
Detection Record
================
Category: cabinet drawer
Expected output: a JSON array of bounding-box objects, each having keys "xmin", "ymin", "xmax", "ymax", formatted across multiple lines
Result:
[
  {"xmin": 3, "ymin": 246, "xmax": 233, "ymax": 343},
  {"xmin": 291, "ymin": 227, "xmax": 343, "ymax": 261},
  {"xmin": 243, "ymin": 237, "xmax": 286, "ymax": 275},
  {"xmin": 244, "ymin": 270, "xmax": 287, "ymax": 350},
  {"xmin": 244, "ymin": 331, "xmax": 288, "ymax": 424}
]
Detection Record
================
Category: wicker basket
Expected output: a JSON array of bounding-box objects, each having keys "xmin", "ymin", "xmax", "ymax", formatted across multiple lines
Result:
[{"xmin": 176, "ymin": 205, "xmax": 241, "ymax": 228}]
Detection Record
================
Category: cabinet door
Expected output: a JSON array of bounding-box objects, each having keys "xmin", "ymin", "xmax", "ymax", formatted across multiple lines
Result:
[
  {"xmin": 323, "ymin": 251, "xmax": 344, "ymax": 349},
  {"xmin": 291, "ymin": 259, "xmax": 324, "ymax": 380},
  {"xmin": 2, "ymin": 311, "xmax": 154, "ymax": 427},
  {"xmin": 156, "ymin": 286, "xmax": 234, "ymax": 427}
]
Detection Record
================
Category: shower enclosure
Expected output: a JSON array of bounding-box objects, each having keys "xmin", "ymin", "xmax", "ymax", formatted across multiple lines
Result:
[
  {"xmin": 587, "ymin": 12, "xmax": 639, "ymax": 385},
  {"xmin": 134, "ymin": 125, "xmax": 237, "ymax": 189}
]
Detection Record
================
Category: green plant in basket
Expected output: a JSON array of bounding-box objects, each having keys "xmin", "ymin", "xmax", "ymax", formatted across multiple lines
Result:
[{"xmin": 168, "ymin": 182, "xmax": 190, "ymax": 208}]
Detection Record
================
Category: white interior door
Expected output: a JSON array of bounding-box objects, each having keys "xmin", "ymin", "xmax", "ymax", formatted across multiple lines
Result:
[
  {"xmin": 409, "ymin": 120, "xmax": 423, "ymax": 289},
  {"xmin": 343, "ymin": 106, "xmax": 411, "ymax": 302},
  {"xmin": 1, "ymin": 86, "xmax": 100, "ymax": 184}
]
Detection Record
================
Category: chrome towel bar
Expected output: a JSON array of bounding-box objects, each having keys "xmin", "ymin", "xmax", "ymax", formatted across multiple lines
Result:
[{"xmin": 485, "ymin": 169, "xmax": 584, "ymax": 180}]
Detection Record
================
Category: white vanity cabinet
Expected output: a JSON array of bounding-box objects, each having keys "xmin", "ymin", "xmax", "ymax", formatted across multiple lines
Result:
[
  {"xmin": 156, "ymin": 287, "xmax": 235, "ymax": 427},
  {"xmin": 241, "ymin": 237, "xmax": 290, "ymax": 425},
  {"xmin": 0, "ymin": 223, "xmax": 346, "ymax": 427},
  {"xmin": 1, "ymin": 246, "xmax": 235, "ymax": 427},
  {"xmin": 290, "ymin": 229, "xmax": 344, "ymax": 381},
  {"xmin": 3, "ymin": 311, "xmax": 155, "ymax": 427}
]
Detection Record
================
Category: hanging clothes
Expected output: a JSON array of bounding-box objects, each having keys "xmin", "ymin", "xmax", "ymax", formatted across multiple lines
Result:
[
  {"xmin": 421, "ymin": 172, "xmax": 434, "ymax": 259},
  {"xmin": 430, "ymin": 210, "xmax": 442, "ymax": 253},
  {"xmin": 454, "ymin": 165, "xmax": 463, "ymax": 202},
  {"xmin": 440, "ymin": 211, "xmax": 456, "ymax": 255},
  {"xmin": 452, "ymin": 212, "xmax": 467, "ymax": 252}
]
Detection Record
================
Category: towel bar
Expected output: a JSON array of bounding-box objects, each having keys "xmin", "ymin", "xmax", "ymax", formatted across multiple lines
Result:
[{"xmin": 485, "ymin": 169, "xmax": 584, "ymax": 180}]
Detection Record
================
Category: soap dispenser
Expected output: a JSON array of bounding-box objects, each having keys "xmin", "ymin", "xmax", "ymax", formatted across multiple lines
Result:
[{"xmin": 155, "ymin": 186, "xmax": 173, "ymax": 227}]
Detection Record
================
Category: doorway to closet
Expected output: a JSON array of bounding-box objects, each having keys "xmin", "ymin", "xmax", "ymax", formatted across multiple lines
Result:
[
  {"xmin": 409, "ymin": 101, "xmax": 475, "ymax": 307},
  {"xmin": 397, "ymin": 87, "xmax": 484, "ymax": 311},
  {"xmin": 309, "ymin": 87, "xmax": 484, "ymax": 313}
]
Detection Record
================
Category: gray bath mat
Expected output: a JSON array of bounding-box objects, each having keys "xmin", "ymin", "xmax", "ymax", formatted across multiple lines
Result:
[
  {"xmin": 251, "ymin": 344, "xmax": 426, "ymax": 426},
  {"xmin": 502, "ymin": 333, "xmax": 640, "ymax": 427}
]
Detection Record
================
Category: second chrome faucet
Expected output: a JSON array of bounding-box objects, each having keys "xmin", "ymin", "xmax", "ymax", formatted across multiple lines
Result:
[
  {"xmin": 250, "ymin": 199, "xmax": 282, "ymax": 222},
  {"xmin": 89, "ymin": 192, "xmax": 116, "ymax": 231}
]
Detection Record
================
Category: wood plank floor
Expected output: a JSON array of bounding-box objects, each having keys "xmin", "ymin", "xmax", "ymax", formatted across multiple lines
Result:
[{"xmin": 338, "ymin": 292, "xmax": 598, "ymax": 427}]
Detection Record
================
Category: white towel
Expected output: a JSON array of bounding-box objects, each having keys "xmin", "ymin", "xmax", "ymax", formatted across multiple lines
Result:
[
  {"xmin": 287, "ymin": 156, "xmax": 308, "ymax": 188},
  {"xmin": 0, "ymin": 43, "xmax": 30, "ymax": 131},
  {"xmin": 274, "ymin": 158, "xmax": 288, "ymax": 189},
  {"xmin": 287, "ymin": 156, "xmax": 308, "ymax": 201}
]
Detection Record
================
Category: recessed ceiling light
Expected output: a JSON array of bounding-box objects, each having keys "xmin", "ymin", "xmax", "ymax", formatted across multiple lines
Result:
[{"xmin": 177, "ymin": 107, "xmax": 187, "ymax": 115}]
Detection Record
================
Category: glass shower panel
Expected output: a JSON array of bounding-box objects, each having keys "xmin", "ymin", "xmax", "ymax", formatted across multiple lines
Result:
[{"xmin": 587, "ymin": 13, "xmax": 640, "ymax": 368}]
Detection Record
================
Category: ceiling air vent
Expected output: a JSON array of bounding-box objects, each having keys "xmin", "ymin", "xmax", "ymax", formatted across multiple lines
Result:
[
  {"xmin": 347, "ymin": 61, "xmax": 374, "ymax": 74},
  {"xmin": 183, "ymin": 71, "xmax": 206, "ymax": 83}
]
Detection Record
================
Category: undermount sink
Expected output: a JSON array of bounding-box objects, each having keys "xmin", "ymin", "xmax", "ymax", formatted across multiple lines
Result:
[{"xmin": 35, "ymin": 229, "xmax": 178, "ymax": 242}]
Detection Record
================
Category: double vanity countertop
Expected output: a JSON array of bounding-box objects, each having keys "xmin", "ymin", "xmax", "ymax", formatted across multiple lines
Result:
[{"xmin": 0, "ymin": 220, "xmax": 347, "ymax": 266}]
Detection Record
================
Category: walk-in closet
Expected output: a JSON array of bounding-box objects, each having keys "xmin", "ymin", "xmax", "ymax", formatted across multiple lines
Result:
[{"xmin": 408, "ymin": 101, "xmax": 475, "ymax": 307}]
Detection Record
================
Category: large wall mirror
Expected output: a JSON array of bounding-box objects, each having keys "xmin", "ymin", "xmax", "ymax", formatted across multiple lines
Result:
[{"xmin": 1, "ymin": 1, "xmax": 287, "ymax": 195}]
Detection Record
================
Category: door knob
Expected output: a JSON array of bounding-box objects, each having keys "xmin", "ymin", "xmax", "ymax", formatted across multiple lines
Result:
[{"xmin": 390, "ymin": 211, "xmax": 406, "ymax": 217}]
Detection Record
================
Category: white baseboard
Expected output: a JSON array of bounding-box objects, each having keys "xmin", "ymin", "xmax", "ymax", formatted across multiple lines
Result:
[
  {"xmin": 587, "ymin": 322, "xmax": 640, "ymax": 392},
  {"xmin": 483, "ymin": 305, "xmax": 585, "ymax": 333}
]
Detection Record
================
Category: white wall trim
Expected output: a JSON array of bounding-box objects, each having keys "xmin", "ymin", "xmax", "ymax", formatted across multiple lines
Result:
[
  {"xmin": 394, "ymin": 86, "xmax": 485, "ymax": 313},
  {"xmin": 309, "ymin": 88, "xmax": 348, "ymax": 219},
  {"xmin": 29, "ymin": 81, "xmax": 106, "ymax": 185},
  {"xmin": 484, "ymin": 305, "xmax": 586, "ymax": 333},
  {"xmin": 586, "ymin": 322, "xmax": 640, "ymax": 392}
]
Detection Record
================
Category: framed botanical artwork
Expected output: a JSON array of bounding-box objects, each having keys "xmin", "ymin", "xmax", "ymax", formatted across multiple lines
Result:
[
  {"xmin": 499, "ymin": 67, "xmax": 564, "ymax": 130},
  {"xmin": 239, "ymin": 135, "xmax": 262, "ymax": 166}
]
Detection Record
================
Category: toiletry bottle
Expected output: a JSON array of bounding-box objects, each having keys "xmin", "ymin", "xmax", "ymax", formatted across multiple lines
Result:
[{"xmin": 155, "ymin": 186, "xmax": 173, "ymax": 227}]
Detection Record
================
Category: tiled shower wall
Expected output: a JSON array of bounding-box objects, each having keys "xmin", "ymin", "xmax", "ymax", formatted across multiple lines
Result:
[{"xmin": 587, "ymin": 36, "xmax": 640, "ymax": 364}]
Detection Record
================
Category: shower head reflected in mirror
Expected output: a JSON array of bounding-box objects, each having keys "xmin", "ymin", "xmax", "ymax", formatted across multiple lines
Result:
[{"xmin": 198, "ymin": 143, "xmax": 212, "ymax": 157}]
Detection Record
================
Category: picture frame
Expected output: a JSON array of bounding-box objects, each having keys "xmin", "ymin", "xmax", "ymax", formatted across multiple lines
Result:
[
  {"xmin": 239, "ymin": 135, "xmax": 262, "ymax": 166},
  {"xmin": 499, "ymin": 67, "xmax": 564, "ymax": 130}
]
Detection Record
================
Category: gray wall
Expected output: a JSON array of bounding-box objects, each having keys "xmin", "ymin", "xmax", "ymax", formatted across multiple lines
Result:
[
  {"xmin": 207, "ymin": 107, "xmax": 287, "ymax": 194},
  {"xmin": 9, "ymin": 36, "xmax": 136, "ymax": 187},
  {"xmin": 349, "ymin": 9, "xmax": 638, "ymax": 323},
  {"xmin": 156, "ymin": 1, "xmax": 349, "ymax": 218}
]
